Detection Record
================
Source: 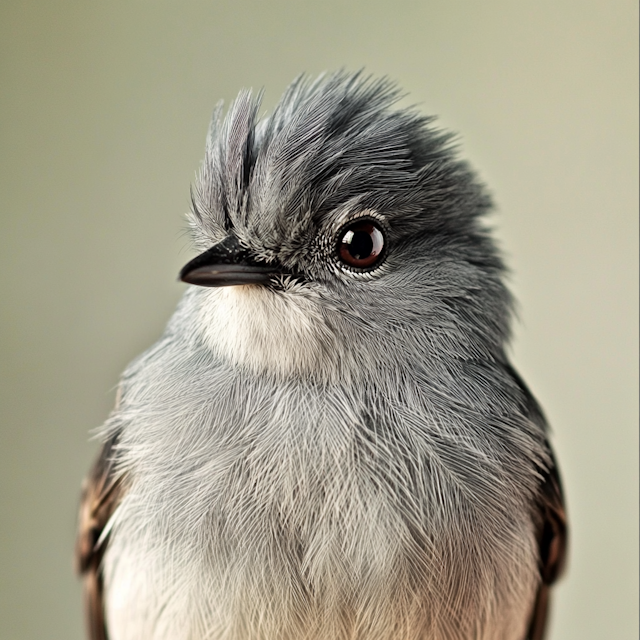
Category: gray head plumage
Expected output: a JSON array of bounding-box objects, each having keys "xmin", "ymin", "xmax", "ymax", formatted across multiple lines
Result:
[{"xmin": 184, "ymin": 71, "xmax": 512, "ymax": 379}]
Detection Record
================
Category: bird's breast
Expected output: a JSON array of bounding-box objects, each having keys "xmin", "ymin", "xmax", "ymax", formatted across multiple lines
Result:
[{"xmin": 102, "ymin": 336, "xmax": 542, "ymax": 640}]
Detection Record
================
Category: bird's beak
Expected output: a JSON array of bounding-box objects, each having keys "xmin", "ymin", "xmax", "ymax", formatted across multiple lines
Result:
[{"xmin": 179, "ymin": 236, "xmax": 279, "ymax": 287}]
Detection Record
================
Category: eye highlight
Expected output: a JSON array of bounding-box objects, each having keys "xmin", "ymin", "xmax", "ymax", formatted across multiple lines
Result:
[{"xmin": 337, "ymin": 219, "xmax": 385, "ymax": 269}]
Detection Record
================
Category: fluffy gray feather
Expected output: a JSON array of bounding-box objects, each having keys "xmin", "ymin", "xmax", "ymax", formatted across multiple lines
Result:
[{"xmin": 95, "ymin": 71, "xmax": 558, "ymax": 640}]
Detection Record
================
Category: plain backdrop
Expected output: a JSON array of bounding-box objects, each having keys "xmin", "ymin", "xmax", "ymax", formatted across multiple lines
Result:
[{"xmin": 1, "ymin": 1, "xmax": 637, "ymax": 639}]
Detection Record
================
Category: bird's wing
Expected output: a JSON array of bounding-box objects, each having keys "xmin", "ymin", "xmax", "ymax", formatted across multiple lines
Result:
[
  {"xmin": 76, "ymin": 430, "xmax": 125, "ymax": 640},
  {"xmin": 503, "ymin": 364, "xmax": 568, "ymax": 640},
  {"xmin": 525, "ymin": 456, "xmax": 568, "ymax": 640}
]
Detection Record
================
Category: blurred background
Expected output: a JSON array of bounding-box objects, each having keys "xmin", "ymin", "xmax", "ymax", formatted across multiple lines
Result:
[{"xmin": 0, "ymin": 1, "xmax": 637, "ymax": 638}]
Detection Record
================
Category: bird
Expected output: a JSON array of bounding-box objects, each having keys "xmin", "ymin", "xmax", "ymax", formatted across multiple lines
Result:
[{"xmin": 76, "ymin": 71, "xmax": 567, "ymax": 640}]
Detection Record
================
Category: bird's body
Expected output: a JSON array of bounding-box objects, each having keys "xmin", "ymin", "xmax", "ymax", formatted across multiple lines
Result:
[{"xmin": 77, "ymin": 72, "xmax": 566, "ymax": 640}]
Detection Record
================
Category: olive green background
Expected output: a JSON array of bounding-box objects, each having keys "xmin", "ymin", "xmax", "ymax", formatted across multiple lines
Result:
[{"xmin": 1, "ymin": 1, "xmax": 637, "ymax": 638}]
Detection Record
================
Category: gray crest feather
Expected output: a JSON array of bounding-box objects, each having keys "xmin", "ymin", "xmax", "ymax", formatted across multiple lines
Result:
[{"xmin": 189, "ymin": 71, "xmax": 489, "ymax": 258}]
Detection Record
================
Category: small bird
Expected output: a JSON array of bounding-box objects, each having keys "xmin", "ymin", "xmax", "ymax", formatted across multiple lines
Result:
[{"xmin": 76, "ymin": 71, "xmax": 567, "ymax": 640}]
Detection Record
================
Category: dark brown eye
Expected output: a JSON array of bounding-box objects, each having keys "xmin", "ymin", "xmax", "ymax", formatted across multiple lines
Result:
[{"xmin": 337, "ymin": 220, "xmax": 385, "ymax": 269}]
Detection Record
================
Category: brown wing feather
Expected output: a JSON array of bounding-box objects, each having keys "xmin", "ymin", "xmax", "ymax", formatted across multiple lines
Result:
[
  {"xmin": 525, "ymin": 457, "xmax": 568, "ymax": 640},
  {"xmin": 503, "ymin": 364, "xmax": 568, "ymax": 640},
  {"xmin": 76, "ymin": 432, "xmax": 126, "ymax": 640}
]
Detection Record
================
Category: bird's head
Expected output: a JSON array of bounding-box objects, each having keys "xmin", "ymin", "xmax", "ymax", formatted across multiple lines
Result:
[{"xmin": 181, "ymin": 72, "xmax": 512, "ymax": 381}]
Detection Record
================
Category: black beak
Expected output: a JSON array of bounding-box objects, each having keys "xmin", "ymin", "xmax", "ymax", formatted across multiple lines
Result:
[{"xmin": 179, "ymin": 236, "xmax": 280, "ymax": 287}]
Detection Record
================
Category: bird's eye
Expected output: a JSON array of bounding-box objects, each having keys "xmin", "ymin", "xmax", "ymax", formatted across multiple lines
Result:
[{"xmin": 337, "ymin": 220, "xmax": 385, "ymax": 269}]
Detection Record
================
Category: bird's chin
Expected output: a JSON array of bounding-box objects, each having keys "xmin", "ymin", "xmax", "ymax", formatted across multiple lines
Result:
[{"xmin": 197, "ymin": 285, "xmax": 342, "ymax": 379}]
